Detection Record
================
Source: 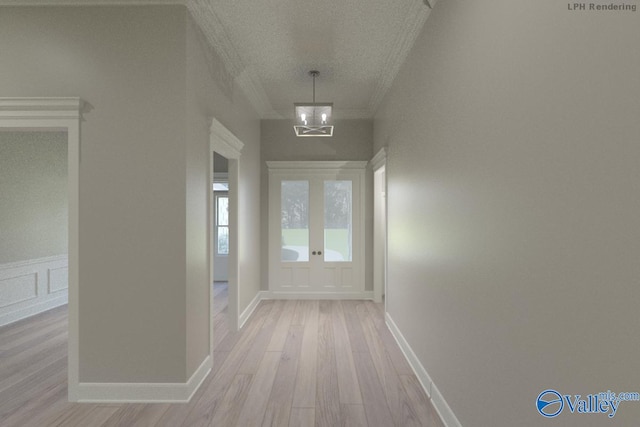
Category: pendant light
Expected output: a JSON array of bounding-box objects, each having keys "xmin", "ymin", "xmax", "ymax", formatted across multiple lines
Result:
[{"xmin": 293, "ymin": 70, "xmax": 334, "ymax": 137}]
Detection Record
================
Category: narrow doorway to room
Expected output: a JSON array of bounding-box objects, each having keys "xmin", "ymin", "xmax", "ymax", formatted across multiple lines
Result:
[
  {"xmin": 372, "ymin": 150, "xmax": 387, "ymax": 308},
  {"xmin": 212, "ymin": 152, "xmax": 230, "ymax": 343}
]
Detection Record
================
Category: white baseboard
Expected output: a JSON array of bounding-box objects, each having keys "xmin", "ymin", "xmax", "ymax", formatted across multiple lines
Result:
[
  {"xmin": 73, "ymin": 355, "xmax": 212, "ymax": 403},
  {"xmin": 0, "ymin": 294, "xmax": 68, "ymax": 327},
  {"xmin": 0, "ymin": 255, "xmax": 68, "ymax": 327},
  {"xmin": 385, "ymin": 313, "xmax": 462, "ymax": 427},
  {"xmin": 238, "ymin": 290, "xmax": 265, "ymax": 329},
  {"xmin": 262, "ymin": 290, "xmax": 373, "ymax": 300}
]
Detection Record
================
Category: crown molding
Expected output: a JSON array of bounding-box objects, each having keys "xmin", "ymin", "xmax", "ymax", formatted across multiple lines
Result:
[
  {"xmin": 267, "ymin": 161, "xmax": 368, "ymax": 172},
  {"xmin": 186, "ymin": 0, "xmax": 242, "ymax": 77},
  {"xmin": 370, "ymin": 147, "xmax": 387, "ymax": 171},
  {"xmin": 186, "ymin": 0, "xmax": 273, "ymax": 117},
  {"xmin": 367, "ymin": 0, "xmax": 431, "ymax": 116},
  {"xmin": 0, "ymin": 0, "xmax": 431, "ymax": 120},
  {"xmin": 0, "ymin": 97, "xmax": 87, "ymax": 120},
  {"xmin": 0, "ymin": 0, "xmax": 274, "ymax": 119},
  {"xmin": 210, "ymin": 117, "xmax": 244, "ymax": 159},
  {"xmin": 235, "ymin": 68, "xmax": 274, "ymax": 118}
]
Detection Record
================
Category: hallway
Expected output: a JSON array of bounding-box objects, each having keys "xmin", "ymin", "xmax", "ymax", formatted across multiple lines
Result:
[{"xmin": 0, "ymin": 286, "xmax": 443, "ymax": 426}]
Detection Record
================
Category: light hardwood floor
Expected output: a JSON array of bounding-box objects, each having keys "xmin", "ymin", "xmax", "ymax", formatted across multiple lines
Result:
[{"xmin": 0, "ymin": 283, "xmax": 444, "ymax": 427}]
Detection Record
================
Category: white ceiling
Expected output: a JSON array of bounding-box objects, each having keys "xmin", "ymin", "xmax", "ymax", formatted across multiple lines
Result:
[
  {"xmin": 202, "ymin": 0, "xmax": 432, "ymax": 119},
  {"xmin": 195, "ymin": 0, "xmax": 430, "ymax": 119},
  {"xmin": 1, "ymin": 0, "xmax": 434, "ymax": 119}
]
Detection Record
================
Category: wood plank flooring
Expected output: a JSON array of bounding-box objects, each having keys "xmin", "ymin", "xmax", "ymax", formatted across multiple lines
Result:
[{"xmin": 0, "ymin": 283, "xmax": 444, "ymax": 427}]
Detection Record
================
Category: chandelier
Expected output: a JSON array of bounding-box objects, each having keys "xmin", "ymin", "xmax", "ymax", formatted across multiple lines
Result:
[{"xmin": 293, "ymin": 70, "xmax": 333, "ymax": 137}]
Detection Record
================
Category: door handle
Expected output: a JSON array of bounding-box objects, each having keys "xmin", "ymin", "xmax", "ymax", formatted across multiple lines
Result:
[
  {"xmin": 312, "ymin": 251, "xmax": 317, "ymax": 255},
  {"xmin": 318, "ymin": 251, "xmax": 322, "ymax": 256}
]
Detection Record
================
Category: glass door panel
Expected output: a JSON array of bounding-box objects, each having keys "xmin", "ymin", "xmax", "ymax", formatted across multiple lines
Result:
[
  {"xmin": 281, "ymin": 180, "xmax": 310, "ymax": 262},
  {"xmin": 324, "ymin": 180, "xmax": 352, "ymax": 262}
]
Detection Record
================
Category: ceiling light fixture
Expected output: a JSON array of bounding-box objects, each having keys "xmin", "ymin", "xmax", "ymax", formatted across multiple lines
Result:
[{"xmin": 293, "ymin": 70, "xmax": 333, "ymax": 137}]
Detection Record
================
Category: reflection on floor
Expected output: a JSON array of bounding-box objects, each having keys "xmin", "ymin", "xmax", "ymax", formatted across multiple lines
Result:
[
  {"xmin": 0, "ymin": 281, "xmax": 444, "ymax": 426},
  {"xmin": 213, "ymin": 281, "xmax": 230, "ymax": 348}
]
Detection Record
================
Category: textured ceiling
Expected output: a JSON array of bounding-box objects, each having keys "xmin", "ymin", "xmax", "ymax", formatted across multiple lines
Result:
[
  {"xmin": 206, "ymin": 0, "xmax": 432, "ymax": 118},
  {"xmin": 206, "ymin": 0, "xmax": 431, "ymax": 118},
  {"xmin": 0, "ymin": 0, "xmax": 433, "ymax": 119}
]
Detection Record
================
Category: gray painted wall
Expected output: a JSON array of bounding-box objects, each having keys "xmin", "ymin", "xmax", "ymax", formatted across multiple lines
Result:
[
  {"xmin": 0, "ymin": 131, "xmax": 67, "ymax": 264},
  {"xmin": 260, "ymin": 119, "xmax": 374, "ymax": 291},
  {"xmin": 375, "ymin": 1, "xmax": 640, "ymax": 426},
  {"xmin": 185, "ymin": 14, "xmax": 262, "ymax": 376},
  {"xmin": 0, "ymin": 5, "xmax": 261, "ymax": 384},
  {"xmin": 213, "ymin": 152, "xmax": 229, "ymax": 173},
  {"xmin": 0, "ymin": 5, "xmax": 188, "ymax": 383}
]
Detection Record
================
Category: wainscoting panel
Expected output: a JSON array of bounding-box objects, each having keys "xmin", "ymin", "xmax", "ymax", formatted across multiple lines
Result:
[
  {"xmin": 0, "ymin": 272, "xmax": 37, "ymax": 308},
  {"xmin": 48, "ymin": 265, "xmax": 69, "ymax": 294},
  {"xmin": 0, "ymin": 255, "xmax": 68, "ymax": 327}
]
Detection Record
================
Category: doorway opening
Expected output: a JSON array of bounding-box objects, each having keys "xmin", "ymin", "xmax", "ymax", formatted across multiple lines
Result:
[
  {"xmin": 212, "ymin": 152, "xmax": 231, "ymax": 347},
  {"xmin": 267, "ymin": 161, "xmax": 367, "ymax": 298},
  {"xmin": 209, "ymin": 118, "xmax": 244, "ymax": 349},
  {"xmin": 0, "ymin": 130, "xmax": 69, "ymax": 323},
  {"xmin": 213, "ymin": 153, "xmax": 229, "ymax": 284},
  {"xmin": 372, "ymin": 148, "xmax": 387, "ymax": 307},
  {"xmin": 0, "ymin": 97, "xmax": 83, "ymax": 401}
]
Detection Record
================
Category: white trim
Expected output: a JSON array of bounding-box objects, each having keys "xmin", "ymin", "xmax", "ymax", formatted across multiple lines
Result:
[
  {"xmin": 0, "ymin": 254, "xmax": 68, "ymax": 271},
  {"xmin": 235, "ymin": 67, "xmax": 275, "ymax": 118},
  {"xmin": 187, "ymin": 0, "xmax": 273, "ymax": 117},
  {"xmin": 385, "ymin": 313, "xmax": 462, "ymax": 427},
  {"xmin": 367, "ymin": 1, "xmax": 431, "ymax": 116},
  {"xmin": 267, "ymin": 162, "xmax": 367, "ymax": 296},
  {"xmin": 0, "ymin": 1, "xmax": 273, "ymax": 119},
  {"xmin": 370, "ymin": 147, "xmax": 387, "ymax": 171},
  {"xmin": 0, "ymin": 295, "xmax": 68, "ymax": 328},
  {"xmin": 210, "ymin": 117, "xmax": 244, "ymax": 159},
  {"xmin": 75, "ymin": 355, "xmax": 212, "ymax": 403},
  {"xmin": 0, "ymin": 97, "xmax": 84, "ymax": 121},
  {"xmin": 0, "ymin": 97, "xmax": 82, "ymax": 402},
  {"xmin": 238, "ymin": 290, "xmax": 265, "ymax": 329},
  {"xmin": 372, "ymin": 149, "xmax": 387, "ymax": 305},
  {"xmin": 263, "ymin": 291, "xmax": 373, "ymax": 300},
  {"xmin": 267, "ymin": 160, "xmax": 368, "ymax": 172},
  {"xmin": 210, "ymin": 117, "xmax": 243, "ymax": 338}
]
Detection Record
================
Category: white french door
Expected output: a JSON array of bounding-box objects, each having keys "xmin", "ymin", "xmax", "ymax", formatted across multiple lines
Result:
[{"xmin": 268, "ymin": 161, "xmax": 366, "ymax": 296}]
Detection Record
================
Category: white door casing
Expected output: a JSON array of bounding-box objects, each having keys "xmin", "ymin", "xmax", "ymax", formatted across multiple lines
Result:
[
  {"xmin": 210, "ymin": 118, "xmax": 243, "ymax": 339},
  {"xmin": 371, "ymin": 147, "xmax": 387, "ymax": 305},
  {"xmin": 267, "ymin": 161, "xmax": 367, "ymax": 298},
  {"xmin": 0, "ymin": 97, "xmax": 84, "ymax": 401}
]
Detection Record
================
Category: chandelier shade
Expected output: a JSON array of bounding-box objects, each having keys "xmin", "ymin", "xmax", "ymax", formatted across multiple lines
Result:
[
  {"xmin": 293, "ymin": 71, "xmax": 334, "ymax": 137},
  {"xmin": 293, "ymin": 102, "xmax": 334, "ymax": 137}
]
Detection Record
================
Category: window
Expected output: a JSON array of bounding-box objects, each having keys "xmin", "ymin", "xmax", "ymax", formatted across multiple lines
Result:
[{"xmin": 216, "ymin": 194, "xmax": 229, "ymax": 255}]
